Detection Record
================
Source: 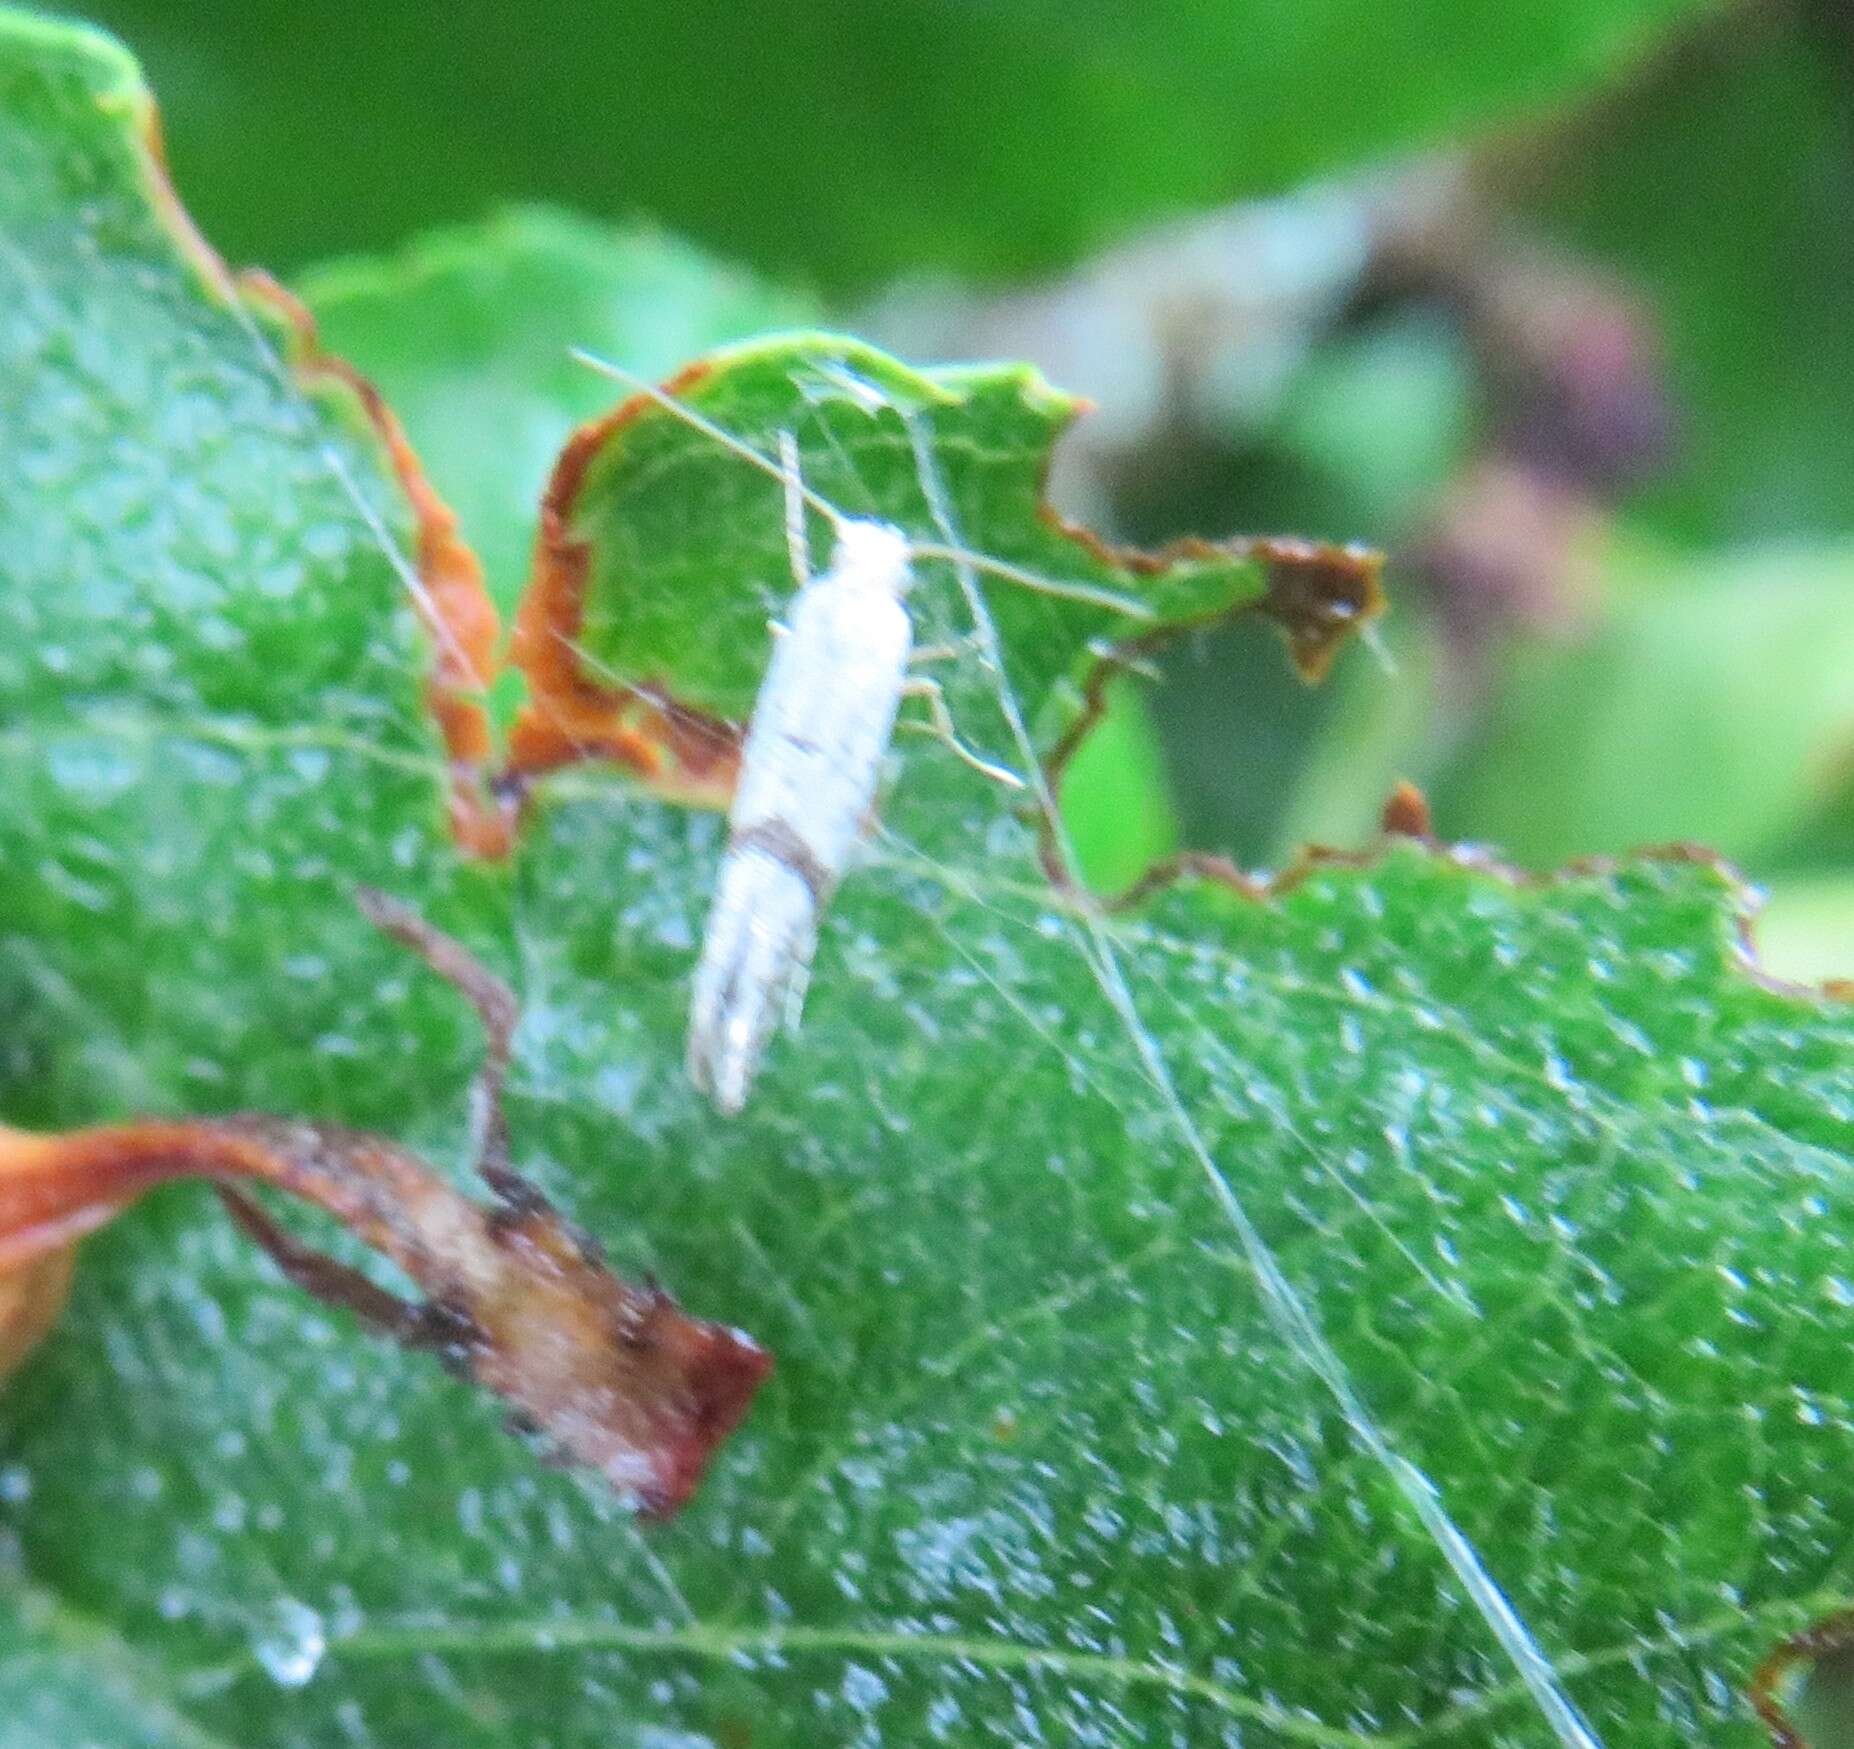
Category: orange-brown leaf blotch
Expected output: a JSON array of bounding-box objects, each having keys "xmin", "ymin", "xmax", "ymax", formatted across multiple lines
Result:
[{"xmin": 0, "ymin": 1119, "xmax": 768, "ymax": 1515}]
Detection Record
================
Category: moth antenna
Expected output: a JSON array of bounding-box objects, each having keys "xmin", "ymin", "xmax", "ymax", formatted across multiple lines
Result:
[
  {"xmin": 568, "ymin": 348, "xmax": 843, "ymax": 529},
  {"xmin": 777, "ymin": 429, "xmax": 815, "ymax": 585}
]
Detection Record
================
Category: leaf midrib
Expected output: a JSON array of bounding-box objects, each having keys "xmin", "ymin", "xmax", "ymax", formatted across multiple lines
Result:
[{"xmin": 160, "ymin": 1580, "xmax": 1854, "ymax": 1749}]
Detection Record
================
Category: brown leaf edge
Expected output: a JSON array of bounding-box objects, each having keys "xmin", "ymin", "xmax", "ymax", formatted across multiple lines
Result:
[
  {"xmin": 503, "ymin": 360, "xmax": 746, "ymax": 806},
  {"xmin": 239, "ymin": 271, "xmax": 516, "ymax": 857},
  {"xmin": 1082, "ymin": 770, "xmax": 1851, "ymax": 1016},
  {"xmin": 1033, "ymin": 533, "xmax": 1384, "ymax": 887},
  {"xmin": 0, "ymin": 1248, "xmax": 76, "ymax": 1382},
  {"xmin": 135, "ymin": 106, "xmax": 515, "ymax": 858}
]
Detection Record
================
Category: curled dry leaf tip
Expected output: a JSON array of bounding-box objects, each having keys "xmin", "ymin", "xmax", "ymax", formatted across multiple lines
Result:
[{"xmin": 0, "ymin": 900, "xmax": 770, "ymax": 1518}]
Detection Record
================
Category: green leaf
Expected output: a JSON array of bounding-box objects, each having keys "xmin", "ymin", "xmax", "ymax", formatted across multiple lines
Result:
[
  {"xmin": 76, "ymin": 0, "xmax": 1709, "ymax": 288},
  {"xmin": 1432, "ymin": 542, "xmax": 1854, "ymax": 869},
  {"xmin": 5, "ymin": 16, "xmax": 1854, "ymax": 1749}
]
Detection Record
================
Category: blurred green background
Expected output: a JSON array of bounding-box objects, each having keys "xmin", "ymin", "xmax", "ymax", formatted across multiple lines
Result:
[{"xmin": 63, "ymin": 0, "xmax": 1854, "ymax": 980}]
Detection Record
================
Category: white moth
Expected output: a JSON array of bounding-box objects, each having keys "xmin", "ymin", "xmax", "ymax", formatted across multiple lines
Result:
[
  {"xmin": 564, "ymin": 347, "xmax": 1153, "ymax": 1115},
  {"xmin": 687, "ymin": 517, "xmax": 921, "ymax": 1114}
]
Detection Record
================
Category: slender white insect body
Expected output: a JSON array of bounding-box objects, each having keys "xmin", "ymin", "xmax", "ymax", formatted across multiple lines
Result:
[
  {"xmin": 688, "ymin": 519, "xmax": 916, "ymax": 1113},
  {"xmin": 574, "ymin": 350, "xmax": 1152, "ymax": 1115}
]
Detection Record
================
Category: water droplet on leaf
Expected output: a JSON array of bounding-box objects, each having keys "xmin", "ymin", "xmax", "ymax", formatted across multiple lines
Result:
[{"xmin": 252, "ymin": 1598, "xmax": 326, "ymax": 1688}]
